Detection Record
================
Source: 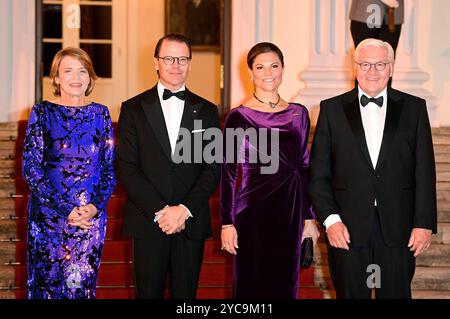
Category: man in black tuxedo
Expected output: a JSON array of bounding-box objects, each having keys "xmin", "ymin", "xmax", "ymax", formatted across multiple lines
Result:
[
  {"xmin": 309, "ymin": 38, "xmax": 437, "ymax": 298},
  {"xmin": 116, "ymin": 34, "xmax": 220, "ymax": 298}
]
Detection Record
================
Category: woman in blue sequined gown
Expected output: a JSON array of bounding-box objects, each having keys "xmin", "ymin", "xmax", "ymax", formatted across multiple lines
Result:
[{"xmin": 22, "ymin": 47, "xmax": 115, "ymax": 299}]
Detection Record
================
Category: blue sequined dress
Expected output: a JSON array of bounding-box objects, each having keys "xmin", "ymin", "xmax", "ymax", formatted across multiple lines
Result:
[{"xmin": 22, "ymin": 101, "xmax": 115, "ymax": 299}]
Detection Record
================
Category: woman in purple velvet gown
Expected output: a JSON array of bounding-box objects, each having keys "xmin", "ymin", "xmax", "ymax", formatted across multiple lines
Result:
[
  {"xmin": 22, "ymin": 47, "xmax": 115, "ymax": 299},
  {"xmin": 220, "ymin": 42, "xmax": 320, "ymax": 299}
]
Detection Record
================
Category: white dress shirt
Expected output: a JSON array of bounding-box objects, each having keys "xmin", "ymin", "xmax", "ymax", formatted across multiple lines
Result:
[
  {"xmin": 156, "ymin": 82, "xmax": 192, "ymax": 219},
  {"xmin": 157, "ymin": 82, "xmax": 186, "ymax": 154},
  {"xmin": 323, "ymin": 86, "xmax": 387, "ymax": 230}
]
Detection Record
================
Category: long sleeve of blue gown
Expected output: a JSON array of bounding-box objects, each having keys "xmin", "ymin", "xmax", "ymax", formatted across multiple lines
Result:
[
  {"xmin": 90, "ymin": 108, "xmax": 115, "ymax": 216},
  {"xmin": 22, "ymin": 104, "xmax": 74, "ymax": 217}
]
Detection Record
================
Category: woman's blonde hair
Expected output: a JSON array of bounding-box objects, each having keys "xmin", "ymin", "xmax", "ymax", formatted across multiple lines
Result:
[{"xmin": 49, "ymin": 47, "xmax": 98, "ymax": 96}]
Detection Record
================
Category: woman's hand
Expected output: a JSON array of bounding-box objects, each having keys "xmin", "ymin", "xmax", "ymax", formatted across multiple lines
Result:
[
  {"xmin": 78, "ymin": 203, "xmax": 98, "ymax": 219},
  {"xmin": 67, "ymin": 204, "xmax": 97, "ymax": 230},
  {"xmin": 221, "ymin": 225, "xmax": 238, "ymax": 255},
  {"xmin": 302, "ymin": 219, "xmax": 321, "ymax": 245}
]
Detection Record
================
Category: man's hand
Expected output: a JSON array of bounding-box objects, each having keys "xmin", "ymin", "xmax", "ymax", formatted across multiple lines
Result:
[
  {"xmin": 155, "ymin": 206, "xmax": 189, "ymax": 235},
  {"xmin": 408, "ymin": 228, "xmax": 432, "ymax": 257},
  {"xmin": 326, "ymin": 221, "xmax": 351, "ymax": 250}
]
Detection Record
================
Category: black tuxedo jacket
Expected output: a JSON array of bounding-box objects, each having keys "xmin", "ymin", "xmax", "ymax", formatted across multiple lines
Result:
[
  {"xmin": 309, "ymin": 87, "xmax": 437, "ymax": 247},
  {"xmin": 116, "ymin": 85, "xmax": 220, "ymax": 240}
]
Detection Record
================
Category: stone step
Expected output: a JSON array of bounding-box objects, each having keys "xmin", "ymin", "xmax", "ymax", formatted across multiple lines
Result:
[
  {"xmin": 437, "ymin": 163, "xmax": 450, "ymax": 183},
  {"xmin": 0, "ymin": 123, "xmax": 18, "ymax": 141},
  {"xmin": 412, "ymin": 267, "xmax": 450, "ymax": 290},
  {"xmin": 437, "ymin": 171, "xmax": 450, "ymax": 182},
  {"xmin": 0, "ymin": 265, "xmax": 21, "ymax": 289},
  {"xmin": 0, "ymin": 198, "xmax": 14, "ymax": 210},
  {"xmin": 0, "ymin": 149, "xmax": 15, "ymax": 161},
  {"xmin": 0, "ymin": 169, "xmax": 15, "ymax": 179},
  {"xmin": 434, "ymin": 145, "xmax": 450, "ymax": 163},
  {"xmin": 0, "ymin": 178, "xmax": 14, "ymax": 188},
  {"xmin": 416, "ymin": 244, "xmax": 450, "ymax": 267},
  {"xmin": 433, "ymin": 135, "xmax": 450, "ymax": 146},
  {"xmin": 437, "ymin": 163, "xmax": 450, "ymax": 172},
  {"xmin": 0, "ymin": 141, "xmax": 15, "ymax": 150},
  {"xmin": 438, "ymin": 210, "xmax": 450, "ymax": 222},
  {"xmin": 0, "ymin": 290, "xmax": 15, "ymax": 299},
  {"xmin": 433, "ymin": 223, "xmax": 450, "ymax": 244},
  {"xmin": 0, "ymin": 211, "xmax": 12, "ymax": 219},
  {"xmin": 437, "ymin": 190, "xmax": 449, "ymax": 201},
  {"xmin": 0, "ymin": 123, "xmax": 18, "ymax": 130},
  {"xmin": 0, "ymin": 189, "xmax": 14, "ymax": 199},
  {"xmin": 0, "ymin": 241, "xmax": 18, "ymax": 265},
  {"xmin": 0, "ymin": 159, "xmax": 14, "ymax": 169},
  {"xmin": 438, "ymin": 198, "xmax": 450, "ymax": 212},
  {"xmin": 437, "ymin": 174, "xmax": 450, "ymax": 183},
  {"xmin": 412, "ymin": 290, "xmax": 450, "ymax": 299},
  {"xmin": 432, "ymin": 128, "xmax": 450, "ymax": 145},
  {"xmin": 0, "ymin": 179, "xmax": 15, "ymax": 198},
  {"xmin": 0, "ymin": 220, "xmax": 19, "ymax": 241},
  {"xmin": 321, "ymin": 289, "xmax": 450, "ymax": 299},
  {"xmin": 314, "ymin": 264, "xmax": 450, "ymax": 291},
  {"xmin": 437, "ymin": 182, "xmax": 450, "ymax": 191},
  {"xmin": 432, "ymin": 127, "xmax": 450, "ymax": 135}
]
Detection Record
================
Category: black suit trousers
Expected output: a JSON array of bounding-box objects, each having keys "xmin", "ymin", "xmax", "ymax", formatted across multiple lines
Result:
[
  {"xmin": 350, "ymin": 20, "xmax": 402, "ymax": 54},
  {"xmin": 328, "ymin": 207, "xmax": 415, "ymax": 299},
  {"xmin": 132, "ymin": 233, "xmax": 205, "ymax": 299}
]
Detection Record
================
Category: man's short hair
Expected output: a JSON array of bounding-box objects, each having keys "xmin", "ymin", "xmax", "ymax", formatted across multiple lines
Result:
[
  {"xmin": 354, "ymin": 38, "xmax": 395, "ymax": 63},
  {"xmin": 154, "ymin": 34, "xmax": 192, "ymax": 59}
]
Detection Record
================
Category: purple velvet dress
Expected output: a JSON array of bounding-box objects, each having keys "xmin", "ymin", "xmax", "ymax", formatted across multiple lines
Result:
[
  {"xmin": 221, "ymin": 104, "xmax": 315, "ymax": 299},
  {"xmin": 22, "ymin": 101, "xmax": 115, "ymax": 299}
]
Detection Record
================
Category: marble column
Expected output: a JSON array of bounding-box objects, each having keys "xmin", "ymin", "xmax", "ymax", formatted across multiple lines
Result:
[
  {"xmin": 392, "ymin": 0, "xmax": 438, "ymax": 126},
  {"xmin": 297, "ymin": 0, "xmax": 353, "ymax": 123}
]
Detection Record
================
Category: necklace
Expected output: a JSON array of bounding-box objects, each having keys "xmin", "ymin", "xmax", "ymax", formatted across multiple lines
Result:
[{"xmin": 253, "ymin": 93, "xmax": 281, "ymax": 108}]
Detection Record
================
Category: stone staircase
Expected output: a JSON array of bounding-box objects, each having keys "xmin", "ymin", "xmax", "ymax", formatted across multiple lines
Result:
[
  {"xmin": 313, "ymin": 127, "xmax": 450, "ymax": 298},
  {"xmin": 412, "ymin": 127, "xmax": 450, "ymax": 298},
  {"xmin": 0, "ymin": 122, "xmax": 20, "ymax": 298}
]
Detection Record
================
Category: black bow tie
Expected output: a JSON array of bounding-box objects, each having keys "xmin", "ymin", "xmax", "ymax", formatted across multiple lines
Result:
[
  {"xmin": 360, "ymin": 94, "xmax": 383, "ymax": 107},
  {"xmin": 163, "ymin": 89, "xmax": 186, "ymax": 101}
]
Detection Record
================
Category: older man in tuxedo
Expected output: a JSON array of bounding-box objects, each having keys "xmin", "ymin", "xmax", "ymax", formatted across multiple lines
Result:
[
  {"xmin": 309, "ymin": 38, "xmax": 437, "ymax": 298},
  {"xmin": 116, "ymin": 34, "xmax": 220, "ymax": 298}
]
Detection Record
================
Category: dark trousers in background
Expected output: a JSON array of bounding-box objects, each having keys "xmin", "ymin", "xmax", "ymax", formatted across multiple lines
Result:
[
  {"xmin": 350, "ymin": 20, "xmax": 402, "ymax": 54},
  {"xmin": 327, "ymin": 207, "xmax": 415, "ymax": 299},
  {"xmin": 132, "ymin": 234, "xmax": 205, "ymax": 299}
]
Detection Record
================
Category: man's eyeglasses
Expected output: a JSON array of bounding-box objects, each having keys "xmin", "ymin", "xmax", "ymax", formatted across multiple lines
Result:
[
  {"xmin": 157, "ymin": 56, "xmax": 191, "ymax": 66},
  {"xmin": 356, "ymin": 62, "xmax": 390, "ymax": 71}
]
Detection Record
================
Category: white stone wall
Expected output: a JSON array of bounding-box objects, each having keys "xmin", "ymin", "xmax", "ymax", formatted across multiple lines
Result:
[{"xmin": 0, "ymin": 0, "xmax": 35, "ymax": 122}]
